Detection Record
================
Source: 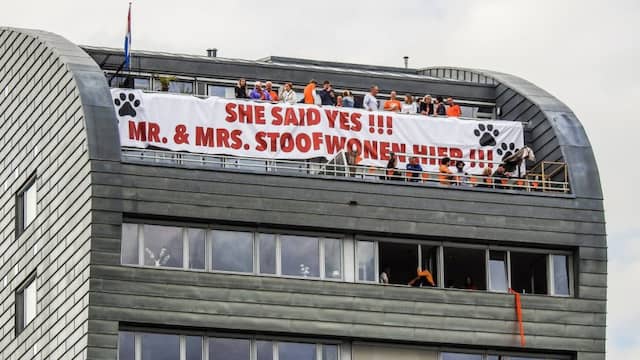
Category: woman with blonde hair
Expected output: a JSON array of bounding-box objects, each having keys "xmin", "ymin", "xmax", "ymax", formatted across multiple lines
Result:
[{"xmin": 401, "ymin": 94, "xmax": 418, "ymax": 114}]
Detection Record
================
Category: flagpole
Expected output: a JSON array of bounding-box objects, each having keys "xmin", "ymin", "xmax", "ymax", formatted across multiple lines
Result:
[{"xmin": 109, "ymin": 2, "xmax": 132, "ymax": 87}]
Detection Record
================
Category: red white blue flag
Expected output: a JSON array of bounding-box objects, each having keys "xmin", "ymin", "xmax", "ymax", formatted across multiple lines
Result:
[{"xmin": 124, "ymin": 3, "xmax": 132, "ymax": 70}]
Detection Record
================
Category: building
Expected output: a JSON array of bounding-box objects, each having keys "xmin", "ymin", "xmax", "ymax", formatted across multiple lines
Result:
[{"xmin": 0, "ymin": 27, "xmax": 606, "ymax": 360}]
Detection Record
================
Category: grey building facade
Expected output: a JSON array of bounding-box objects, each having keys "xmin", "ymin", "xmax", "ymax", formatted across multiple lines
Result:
[{"xmin": 0, "ymin": 27, "xmax": 606, "ymax": 360}]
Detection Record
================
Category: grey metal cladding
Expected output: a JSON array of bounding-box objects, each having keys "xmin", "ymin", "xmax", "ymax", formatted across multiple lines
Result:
[{"xmin": 0, "ymin": 26, "xmax": 116, "ymax": 359}]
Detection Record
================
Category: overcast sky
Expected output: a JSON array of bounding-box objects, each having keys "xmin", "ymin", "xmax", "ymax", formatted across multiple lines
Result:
[{"xmin": 2, "ymin": 0, "xmax": 637, "ymax": 358}]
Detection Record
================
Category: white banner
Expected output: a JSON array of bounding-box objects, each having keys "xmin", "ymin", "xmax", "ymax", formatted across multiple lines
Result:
[{"xmin": 112, "ymin": 90, "xmax": 524, "ymax": 174}]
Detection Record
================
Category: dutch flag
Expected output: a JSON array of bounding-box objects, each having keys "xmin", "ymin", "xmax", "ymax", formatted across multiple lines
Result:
[{"xmin": 124, "ymin": 3, "xmax": 132, "ymax": 70}]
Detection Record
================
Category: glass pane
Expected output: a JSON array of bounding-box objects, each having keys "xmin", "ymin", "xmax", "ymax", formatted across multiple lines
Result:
[
  {"xmin": 188, "ymin": 228, "xmax": 206, "ymax": 270},
  {"xmin": 553, "ymin": 255, "xmax": 570, "ymax": 295},
  {"xmin": 209, "ymin": 338, "xmax": 251, "ymax": 360},
  {"xmin": 23, "ymin": 280, "xmax": 37, "ymax": 326},
  {"xmin": 257, "ymin": 341, "xmax": 274, "ymax": 360},
  {"xmin": 143, "ymin": 225, "xmax": 183, "ymax": 268},
  {"xmin": 23, "ymin": 182, "xmax": 37, "ymax": 228},
  {"xmin": 322, "ymin": 345, "xmax": 339, "ymax": 360},
  {"xmin": 186, "ymin": 336, "xmax": 203, "ymax": 360},
  {"xmin": 281, "ymin": 235, "xmax": 319, "ymax": 277},
  {"xmin": 170, "ymin": 81, "xmax": 194, "ymax": 94},
  {"xmin": 324, "ymin": 238, "xmax": 342, "ymax": 279},
  {"xmin": 134, "ymin": 78, "xmax": 151, "ymax": 90},
  {"xmin": 421, "ymin": 245, "xmax": 439, "ymax": 287},
  {"xmin": 121, "ymin": 223, "xmax": 139, "ymax": 265},
  {"xmin": 443, "ymin": 247, "xmax": 486, "ymax": 290},
  {"xmin": 510, "ymin": 252, "xmax": 548, "ymax": 295},
  {"xmin": 211, "ymin": 230, "xmax": 254, "ymax": 273},
  {"xmin": 278, "ymin": 342, "xmax": 316, "ymax": 360},
  {"xmin": 441, "ymin": 353, "xmax": 483, "ymax": 360},
  {"xmin": 489, "ymin": 251, "xmax": 508, "ymax": 292},
  {"xmin": 118, "ymin": 332, "xmax": 135, "ymax": 360},
  {"xmin": 141, "ymin": 333, "xmax": 180, "ymax": 360},
  {"xmin": 357, "ymin": 241, "xmax": 376, "ymax": 282},
  {"xmin": 259, "ymin": 234, "xmax": 277, "ymax": 274}
]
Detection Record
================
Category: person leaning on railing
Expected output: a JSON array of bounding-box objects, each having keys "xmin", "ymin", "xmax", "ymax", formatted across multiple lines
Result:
[
  {"xmin": 405, "ymin": 156, "xmax": 423, "ymax": 182},
  {"xmin": 279, "ymin": 82, "xmax": 297, "ymax": 105},
  {"xmin": 249, "ymin": 81, "xmax": 271, "ymax": 101},
  {"xmin": 265, "ymin": 81, "xmax": 278, "ymax": 101},
  {"xmin": 383, "ymin": 91, "xmax": 402, "ymax": 112},
  {"xmin": 342, "ymin": 90, "xmax": 355, "ymax": 108},
  {"xmin": 453, "ymin": 160, "xmax": 470, "ymax": 186},
  {"xmin": 363, "ymin": 85, "xmax": 379, "ymax": 111},
  {"xmin": 434, "ymin": 96, "xmax": 447, "ymax": 116},
  {"xmin": 492, "ymin": 164, "xmax": 512, "ymax": 190},
  {"xmin": 303, "ymin": 79, "xmax": 318, "ymax": 104},
  {"xmin": 382, "ymin": 152, "xmax": 402, "ymax": 181},
  {"xmin": 401, "ymin": 94, "xmax": 418, "ymax": 114},
  {"xmin": 475, "ymin": 167, "xmax": 494, "ymax": 188},
  {"xmin": 438, "ymin": 157, "xmax": 454, "ymax": 185},
  {"xmin": 235, "ymin": 78, "xmax": 248, "ymax": 99},
  {"xmin": 419, "ymin": 95, "xmax": 434, "ymax": 116},
  {"xmin": 446, "ymin": 97, "xmax": 462, "ymax": 117}
]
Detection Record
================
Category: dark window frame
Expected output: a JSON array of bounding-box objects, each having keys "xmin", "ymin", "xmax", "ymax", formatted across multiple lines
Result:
[
  {"xmin": 15, "ymin": 271, "xmax": 37, "ymax": 335},
  {"xmin": 15, "ymin": 172, "xmax": 37, "ymax": 237}
]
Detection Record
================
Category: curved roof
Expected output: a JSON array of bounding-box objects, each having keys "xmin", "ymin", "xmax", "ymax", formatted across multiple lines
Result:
[{"xmin": 423, "ymin": 67, "xmax": 603, "ymax": 199}]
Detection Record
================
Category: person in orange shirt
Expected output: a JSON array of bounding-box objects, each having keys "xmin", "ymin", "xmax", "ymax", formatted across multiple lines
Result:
[
  {"xmin": 438, "ymin": 157, "xmax": 454, "ymax": 185},
  {"xmin": 408, "ymin": 267, "xmax": 435, "ymax": 287},
  {"xmin": 303, "ymin": 79, "xmax": 318, "ymax": 104},
  {"xmin": 265, "ymin": 81, "xmax": 278, "ymax": 101},
  {"xmin": 446, "ymin": 97, "xmax": 462, "ymax": 117},
  {"xmin": 383, "ymin": 91, "xmax": 402, "ymax": 112}
]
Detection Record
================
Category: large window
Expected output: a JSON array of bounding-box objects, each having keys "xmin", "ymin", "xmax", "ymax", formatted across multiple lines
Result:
[
  {"xmin": 122, "ymin": 224, "xmax": 343, "ymax": 280},
  {"xmin": 119, "ymin": 332, "xmax": 339, "ymax": 360},
  {"xmin": 121, "ymin": 222, "xmax": 573, "ymax": 297},
  {"xmin": 15, "ymin": 273, "xmax": 37, "ymax": 335},
  {"xmin": 16, "ymin": 174, "xmax": 37, "ymax": 236}
]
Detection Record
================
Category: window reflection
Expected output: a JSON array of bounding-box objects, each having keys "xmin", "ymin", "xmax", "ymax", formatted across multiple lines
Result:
[
  {"xmin": 211, "ymin": 230, "xmax": 254, "ymax": 273},
  {"xmin": 324, "ymin": 238, "xmax": 342, "ymax": 279},
  {"xmin": 141, "ymin": 333, "xmax": 180, "ymax": 360},
  {"xmin": 489, "ymin": 251, "xmax": 508, "ymax": 292},
  {"xmin": 189, "ymin": 228, "xmax": 206, "ymax": 270},
  {"xmin": 552, "ymin": 255, "xmax": 570, "ymax": 295},
  {"xmin": 322, "ymin": 345, "xmax": 339, "ymax": 360},
  {"xmin": 259, "ymin": 234, "xmax": 277, "ymax": 274},
  {"xmin": 257, "ymin": 340, "xmax": 274, "ymax": 360},
  {"xmin": 209, "ymin": 338, "xmax": 251, "ymax": 360},
  {"xmin": 357, "ymin": 241, "xmax": 376, "ymax": 282},
  {"xmin": 186, "ymin": 336, "xmax": 202, "ymax": 360},
  {"xmin": 121, "ymin": 223, "xmax": 139, "ymax": 265},
  {"xmin": 441, "ymin": 353, "xmax": 483, "ymax": 360},
  {"xmin": 118, "ymin": 332, "xmax": 135, "ymax": 360},
  {"xmin": 281, "ymin": 235, "xmax": 319, "ymax": 277},
  {"xmin": 143, "ymin": 225, "xmax": 183, "ymax": 268},
  {"xmin": 279, "ymin": 342, "xmax": 317, "ymax": 360}
]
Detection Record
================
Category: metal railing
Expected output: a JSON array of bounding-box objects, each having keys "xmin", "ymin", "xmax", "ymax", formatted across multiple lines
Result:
[{"xmin": 122, "ymin": 148, "xmax": 570, "ymax": 193}]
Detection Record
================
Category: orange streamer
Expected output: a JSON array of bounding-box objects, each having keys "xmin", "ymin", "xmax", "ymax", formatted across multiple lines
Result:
[{"xmin": 509, "ymin": 288, "xmax": 526, "ymax": 346}]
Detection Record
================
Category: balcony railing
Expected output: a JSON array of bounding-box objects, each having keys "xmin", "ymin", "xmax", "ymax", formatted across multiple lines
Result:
[{"xmin": 122, "ymin": 148, "xmax": 570, "ymax": 194}]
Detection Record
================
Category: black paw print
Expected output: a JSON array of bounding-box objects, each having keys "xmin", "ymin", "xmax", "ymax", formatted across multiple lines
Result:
[
  {"xmin": 114, "ymin": 92, "xmax": 140, "ymax": 117},
  {"xmin": 497, "ymin": 142, "xmax": 518, "ymax": 160},
  {"xmin": 474, "ymin": 123, "xmax": 500, "ymax": 147}
]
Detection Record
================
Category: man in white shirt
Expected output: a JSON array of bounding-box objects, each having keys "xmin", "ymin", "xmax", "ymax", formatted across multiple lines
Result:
[{"xmin": 363, "ymin": 85, "xmax": 379, "ymax": 111}]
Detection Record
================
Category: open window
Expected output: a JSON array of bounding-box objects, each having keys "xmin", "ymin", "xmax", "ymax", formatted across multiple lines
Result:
[
  {"xmin": 443, "ymin": 247, "xmax": 486, "ymax": 290},
  {"xmin": 510, "ymin": 252, "xmax": 548, "ymax": 295},
  {"xmin": 378, "ymin": 242, "xmax": 418, "ymax": 285},
  {"xmin": 421, "ymin": 245, "xmax": 439, "ymax": 287}
]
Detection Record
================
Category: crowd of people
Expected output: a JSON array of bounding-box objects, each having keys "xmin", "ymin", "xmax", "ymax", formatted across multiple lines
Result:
[
  {"xmin": 234, "ymin": 78, "xmax": 462, "ymax": 116},
  {"xmin": 384, "ymin": 153, "xmax": 532, "ymax": 190}
]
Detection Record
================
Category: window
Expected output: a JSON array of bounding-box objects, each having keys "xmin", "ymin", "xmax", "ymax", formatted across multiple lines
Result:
[
  {"xmin": 211, "ymin": 230, "xmax": 254, "ymax": 273},
  {"xmin": 441, "ymin": 353, "xmax": 483, "ymax": 360},
  {"xmin": 257, "ymin": 341, "xmax": 274, "ymax": 360},
  {"xmin": 258, "ymin": 234, "xmax": 277, "ymax": 274},
  {"xmin": 154, "ymin": 79, "xmax": 194, "ymax": 94},
  {"xmin": 444, "ymin": 247, "xmax": 486, "ymax": 290},
  {"xmin": 357, "ymin": 241, "xmax": 376, "ymax": 282},
  {"xmin": 322, "ymin": 345, "xmax": 339, "ymax": 360},
  {"xmin": 279, "ymin": 342, "xmax": 316, "ymax": 360},
  {"xmin": 141, "ymin": 333, "xmax": 180, "ymax": 360},
  {"xmin": 188, "ymin": 228, "xmax": 206, "ymax": 270},
  {"xmin": 510, "ymin": 252, "xmax": 548, "ymax": 295},
  {"xmin": 379, "ymin": 242, "xmax": 418, "ymax": 285},
  {"xmin": 352, "ymin": 343, "xmax": 437, "ymax": 360},
  {"xmin": 134, "ymin": 78, "xmax": 151, "ymax": 90},
  {"xmin": 186, "ymin": 336, "xmax": 203, "ymax": 360},
  {"xmin": 209, "ymin": 338, "xmax": 251, "ymax": 360},
  {"xmin": 324, "ymin": 238, "xmax": 342, "ymax": 279},
  {"xmin": 552, "ymin": 255, "xmax": 570, "ymax": 296},
  {"xmin": 281, "ymin": 235, "xmax": 319, "ymax": 277},
  {"xmin": 207, "ymin": 85, "xmax": 235, "ymax": 98},
  {"xmin": 16, "ymin": 174, "xmax": 37, "ymax": 236},
  {"xmin": 118, "ymin": 332, "xmax": 135, "ymax": 360},
  {"xmin": 15, "ymin": 273, "xmax": 37, "ymax": 334},
  {"xmin": 488, "ymin": 251, "xmax": 508, "ymax": 292},
  {"xmin": 143, "ymin": 225, "xmax": 183, "ymax": 268},
  {"xmin": 121, "ymin": 223, "xmax": 139, "ymax": 265}
]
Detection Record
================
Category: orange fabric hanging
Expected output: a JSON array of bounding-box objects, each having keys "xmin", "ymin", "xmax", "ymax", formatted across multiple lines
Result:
[{"xmin": 509, "ymin": 288, "xmax": 526, "ymax": 346}]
